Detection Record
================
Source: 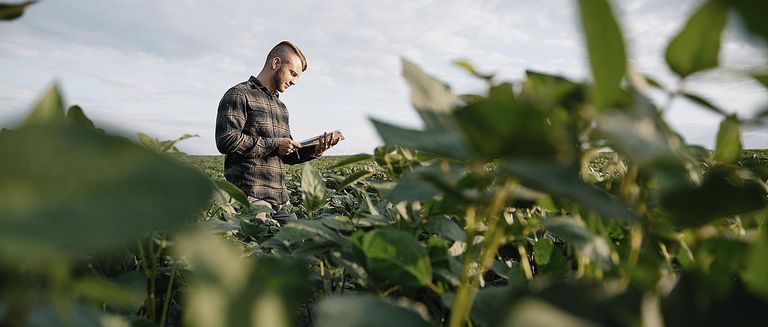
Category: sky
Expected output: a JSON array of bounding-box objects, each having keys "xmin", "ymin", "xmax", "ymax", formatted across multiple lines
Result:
[{"xmin": 1, "ymin": 0, "xmax": 766, "ymax": 155}]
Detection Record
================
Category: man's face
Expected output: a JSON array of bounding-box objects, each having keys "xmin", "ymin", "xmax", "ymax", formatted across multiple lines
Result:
[{"xmin": 272, "ymin": 54, "xmax": 303, "ymax": 93}]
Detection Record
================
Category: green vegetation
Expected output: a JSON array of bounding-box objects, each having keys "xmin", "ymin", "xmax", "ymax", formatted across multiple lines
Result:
[{"xmin": 2, "ymin": 0, "xmax": 768, "ymax": 326}]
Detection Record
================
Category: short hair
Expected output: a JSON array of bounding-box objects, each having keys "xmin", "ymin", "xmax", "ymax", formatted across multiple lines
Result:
[{"xmin": 266, "ymin": 41, "xmax": 307, "ymax": 72}]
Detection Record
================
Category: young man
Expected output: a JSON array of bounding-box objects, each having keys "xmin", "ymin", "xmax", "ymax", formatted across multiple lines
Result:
[{"xmin": 215, "ymin": 41, "xmax": 339, "ymax": 223}]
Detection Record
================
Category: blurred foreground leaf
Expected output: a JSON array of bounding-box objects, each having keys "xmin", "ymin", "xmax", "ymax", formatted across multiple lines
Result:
[
  {"xmin": 714, "ymin": 115, "xmax": 742, "ymax": 164},
  {"xmin": 0, "ymin": 85, "xmax": 213, "ymax": 261},
  {"xmin": 0, "ymin": 1, "xmax": 35, "ymax": 21},
  {"xmin": 665, "ymin": 0, "xmax": 728, "ymax": 77},
  {"xmin": 660, "ymin": 166, "xmax": 767, "ymax": 227},
  {"xmin": 316, "ymin": 295, "xmax": 430, "ymax": 327},
  {"xmin": 577, "ymin": 0, "xmax": 627, "ymax": 109},
  {"xmin": 402, "ymin": 58, "xmax": 457, "ymax": 130}
]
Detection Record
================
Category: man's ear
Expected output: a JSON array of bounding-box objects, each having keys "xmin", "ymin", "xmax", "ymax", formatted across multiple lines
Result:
[{"xmin": 271, "ymin": 57, "xmax": 281, "ymax": 70}]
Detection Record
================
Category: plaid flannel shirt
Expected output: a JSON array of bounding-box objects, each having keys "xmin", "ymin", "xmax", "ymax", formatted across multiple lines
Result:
[{"xmin": 215, "ymin": 76, "xmax": 317, "ymax": 204}]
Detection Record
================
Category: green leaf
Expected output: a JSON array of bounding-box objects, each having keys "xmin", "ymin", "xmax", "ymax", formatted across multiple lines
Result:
[
  {"xmin": 598, "ymin": 95, "xmax": 693, "ymax": 190},
  {"xmin": 644, "ymin": 75, "xmax": 664, "ymax": 89},
  {"xmin": 137, "ymin": 132, "xmax": 162, "ymax": 152},
  {"xmin": 754, "ymin": 73, "xmax": 768, "ymax": 90},
  {"xmin": 522, "ymin": 70, "xmax": 584, "ymax": 110},
  {"xmin": 22, "ymin": 84, "xmax": 65, "ymax": 126},
  {"xmin": 577, "ymin": 0, "xmax": 627, "ymax": 109},
  {"xmin": 683, "ymin": 93, "xmax": 727, "ymax": 116},
  {"xmin": 423, "ymin": 215, "xmax": 467, "ymax": 242},
  {"xmin": 744, "ymin": 227, "xmax": 768, "ymax": 300},
  {"xmin": 454, "ymin": 96, "xmax": 571, "ymax": 159},
  {"xmin": 726, "ymin": 0, "xmax": 768, "ymax": 44},
  {"xmin": 0, "ymin": 1, "xmax": 35, "ymax": 21},
  {"xmin": 714, "ymin": 115, "xmax": 742, "ymax": 164},
  {"xmin": 279, "ymin": 220, "xmax": 342, "ymax": 244},
  {"xmin": 454, "ymin": 59, "xmax": 495, "ymax": 80},
  {"xmin": 65, "ymin": 105, "xmax": 96, "ymax": 129},
  {"xmin": 0, "ymin": 98, "xmax": 213, "ymax": 261},
  {"xmin": 330, "ymin": 153, "xmax": 372, "ymax": 169},
  {"xmin": 361, "ymin": 228, "xmax": 432, "ymax": 288},
  {"xmin": 665, "ymin": 0, "xmax": 728, "ymax": 77},
  {"xmin": 660, "ymin": 166, "xmax": 767, "ymax": 227},
  {"xmin": 534, "ymin": 238, "xmax": 555, "ymax": 265},
  {"xmin": 301, "ymin": 163, "xmax": 327, "ymax": 212},
  {"xmin": 337, "ymin": 170, "xmax": 373, "ymax": 190},
  {"xmin": 402, "ymin": 58, "xmax": 457, "ymax": 130},
  {"xmin": 215, "ymin": 180, "xmax": 249, "ymax": 206},
  {"xmin": 542, "ymin": 217, "xmax": 611, "ymax": 267},
  {"xmin": 160, "ymin": 133, "xmax": 198, "ymax": 153},
  {"xmin": 503, "ymin": 161, "xmax": 637, "ymax": 222},
  {"xmin": 371, "ymin": 118, "xmax": 472, "ymax": 158},
  {"xmin": 316, "ymin": 295, "xmax": 430, "ymax": 327},
  {"xmin": 321, "ymin": 215, "xmax": 355, "ymax": 232}
]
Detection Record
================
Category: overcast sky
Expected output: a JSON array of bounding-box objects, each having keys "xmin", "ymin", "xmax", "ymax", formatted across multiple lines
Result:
[{"xmin": 1, "ymin": 0, "xmax": 766, "ymax": 155}]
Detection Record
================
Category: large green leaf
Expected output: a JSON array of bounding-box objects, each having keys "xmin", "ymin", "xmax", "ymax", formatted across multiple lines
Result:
[
  {"xmin": 301, "ymin": 163, "xmax": 327, "ymax": 212},
  {"xmin": 402, "ymin": 58, "xmax": 457, "ymax": 130},
  {"xmin": 714, "ymin": 115, "xmax": 742, "ymax": 164},
  {"xmin": 361, "ymin": 228, "xmax": 432, "ymax": 288},
  {"xmin": 665, "ymin": 0, "xmax": 728, "ymax": 77},
  {"xmin": 660, "ymin": 166, "xmax": 767, "ymax": 227},
  {"xmin": 503, "ymin": 162, "xmax": 637, "ymax": 222},
  {"xmin": 387, "ymin": 163, "xmax": 465, "ymax": 203},
  {"xmin": 577, "ymin": 0, "xmax": 627, "ymax": 109},
  {"xmin": 316, "ymin": 295, "xmax": 430, "ymax": 327},
  {"xmin": 0, "ymin": 87, "xmax": 213, "ymax": 260},
  {"xmin": 453, "ymin": 96, "xmax": 570, "ymax": 160},
  {"xmin": 371, "ymin": 118, "xmax": 472, "ymax": 158}
]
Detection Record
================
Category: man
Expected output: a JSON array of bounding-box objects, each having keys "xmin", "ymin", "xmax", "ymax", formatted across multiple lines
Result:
[{"xmin": 215, "ymin": 41, "xmax": 339, "ymax": 224}]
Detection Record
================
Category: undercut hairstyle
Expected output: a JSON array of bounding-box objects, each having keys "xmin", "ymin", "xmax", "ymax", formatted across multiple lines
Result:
[{"xmin": 266, "ymin": 41, "xmax": 308, "ymax": 72}]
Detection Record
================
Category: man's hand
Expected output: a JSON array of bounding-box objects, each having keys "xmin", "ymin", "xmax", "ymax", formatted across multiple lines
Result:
[
  {"xmin": 313, "ymin": 132, "xmax": 341, "ymax": 157},
  {"xmin": 277, "ymin": 138, "xmax": 302, "ymax": 156}
]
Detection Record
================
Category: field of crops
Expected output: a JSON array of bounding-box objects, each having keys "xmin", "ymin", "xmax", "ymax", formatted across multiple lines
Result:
[{"xmin": 2, "ymin": 0, "xmax": 768, "ymax": 326}]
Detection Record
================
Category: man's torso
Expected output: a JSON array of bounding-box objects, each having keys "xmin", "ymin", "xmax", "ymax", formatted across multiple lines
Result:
[{"xmin": 223, "ymin": 76, "xmax": 292, "ymax": 204}]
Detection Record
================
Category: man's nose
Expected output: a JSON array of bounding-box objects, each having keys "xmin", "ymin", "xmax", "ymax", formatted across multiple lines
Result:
[{"xmin": 289, "ymin": 80, "xmax": 295, "ymax": 86}]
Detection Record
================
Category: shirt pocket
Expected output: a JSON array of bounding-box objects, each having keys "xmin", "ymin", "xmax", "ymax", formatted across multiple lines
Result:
[{"xmin": 246, "ymin": 100, "xmax": 272, "ymax": 137}]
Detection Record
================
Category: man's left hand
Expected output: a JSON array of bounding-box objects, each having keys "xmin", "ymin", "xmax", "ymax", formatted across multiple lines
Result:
[{"xmin": 313, "ymin": 132, "xmax": 340, "ymax": 156}]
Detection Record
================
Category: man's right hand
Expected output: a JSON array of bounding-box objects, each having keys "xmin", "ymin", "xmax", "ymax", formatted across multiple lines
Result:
[{"xmin": 277, "ymin": 138, "xmax": 302, "ymax": 156}]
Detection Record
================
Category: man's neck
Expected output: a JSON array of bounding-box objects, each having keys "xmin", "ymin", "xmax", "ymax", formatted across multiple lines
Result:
[{"xmin": 255, "ymin": 72, "xmax": 275, "ymax": 93}]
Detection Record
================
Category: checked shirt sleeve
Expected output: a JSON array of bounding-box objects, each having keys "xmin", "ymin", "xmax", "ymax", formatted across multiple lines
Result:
[{"xmin": 215, "ymin": 90, "xmax": 277, "ymax": 158}]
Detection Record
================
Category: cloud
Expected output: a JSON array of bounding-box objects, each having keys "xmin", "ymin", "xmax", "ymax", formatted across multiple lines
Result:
[{"xmin": 1, "ymin": 0, "xmax": 766, "ymax": 156}]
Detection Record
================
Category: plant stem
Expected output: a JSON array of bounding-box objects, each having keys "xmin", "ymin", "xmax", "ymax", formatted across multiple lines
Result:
[
  {"xmin": 159, "ymin": 262, "xmax": 178, "ymax": 327},
  {"xmin": 449, "ymin": 180, "xmax": 512, "ymax": 327}
]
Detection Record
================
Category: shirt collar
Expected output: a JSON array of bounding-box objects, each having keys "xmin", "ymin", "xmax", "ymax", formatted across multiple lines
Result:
[{"xmin": 249, "ymin": 76, "xmax": 279, "ymax": 98}]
